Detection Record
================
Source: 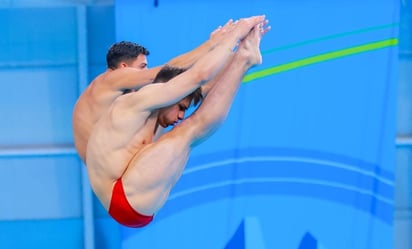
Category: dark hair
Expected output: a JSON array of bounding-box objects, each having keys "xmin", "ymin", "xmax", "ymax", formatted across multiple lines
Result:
[
  {"xmin": 106, "ymin": 41, "xmax": 150, "ymax": 69},
  {"xmin": 153, "ymin": 65, "xmax": 203, "ymax": 106}
]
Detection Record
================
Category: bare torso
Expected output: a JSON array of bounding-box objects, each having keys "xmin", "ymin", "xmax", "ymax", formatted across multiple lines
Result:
[
  {"xmin": 73, "ymin": 67, "xmax": 163, "ymax": 206},
  {"xmin": 84, "ymin": 91, "xmax": 162, "ymax": 209},
  {"xmin": 73, "ymin": 65, "xmax": 159, "ymax": 163},
  {"xmin": 72, "ymin": 72, "xmax": 125, "ymax": 162}
]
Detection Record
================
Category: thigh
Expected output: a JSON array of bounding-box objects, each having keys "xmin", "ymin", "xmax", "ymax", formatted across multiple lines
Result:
[{"xmin": 121, "ymin": 119, "xmax": 196, "ymax": 214}]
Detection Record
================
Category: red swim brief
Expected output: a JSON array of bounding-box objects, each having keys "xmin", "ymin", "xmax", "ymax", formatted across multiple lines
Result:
[{"xmin": 108, "ymin": 178, "xmax": 154, "ymax": 228}]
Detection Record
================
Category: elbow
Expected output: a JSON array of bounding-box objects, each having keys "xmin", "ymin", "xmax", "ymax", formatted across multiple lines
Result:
[{"xmin": 195, "ymin": 66, "xmax": 215, "ymax": 85}]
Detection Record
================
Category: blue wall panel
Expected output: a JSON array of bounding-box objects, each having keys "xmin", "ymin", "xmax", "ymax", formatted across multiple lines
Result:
[
  {"xmin": 0, "ymin": 7, "xmax": 77, "ymax": 66},
  {"xmin": 0, "ymin": 67, "xmax": 78, "ymax": 145},
  {"xmin": 0, "ymin": 219, "xmax": 83, "ymax": 249},
  {"xmin": 0, "ymin": 155, "xmax": 82, "ymax": 219},
  {"xmin": 0, "ymin": 7, "xmax": 78, "ymax": 146},
  {"xmin": 87, "ymin": 5, "xmax": 115, "ymax": 80},
  {"xmin": 0, "ymin": 5, "xmax": 98, "ymax": 249}
]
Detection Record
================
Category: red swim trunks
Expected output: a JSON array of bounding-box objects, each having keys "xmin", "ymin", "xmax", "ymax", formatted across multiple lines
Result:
[{"xmin": 108, "ymin": 178, "xmax": 154, "ymax": 228}]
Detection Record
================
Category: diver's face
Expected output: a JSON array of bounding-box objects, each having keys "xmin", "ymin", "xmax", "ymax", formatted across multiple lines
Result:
[
  {"xmin": 128, "ymin": 54, "xmax": 148, "ymax": 70},
  {"xmin": 158, "ymin": 97, "xmax": 191, "ymax": 128}
]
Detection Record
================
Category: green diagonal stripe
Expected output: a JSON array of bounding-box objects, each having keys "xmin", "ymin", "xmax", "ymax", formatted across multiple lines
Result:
[
  {"xmin": 243, "ymin": 38, "xmax": 398, "ymax": 83},
  {"xmin": 261, "ymin": 23, "xmax": 399, "ymax": 55}
]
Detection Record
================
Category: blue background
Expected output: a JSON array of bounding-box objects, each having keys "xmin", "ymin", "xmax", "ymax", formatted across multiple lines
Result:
[
  {"xmin": 116, "ymin": 0, "xmax": 397, "ymax": 248},
  {"xmin": 0, "ymin": 0, "xmax": 411, "ymax": 249}
]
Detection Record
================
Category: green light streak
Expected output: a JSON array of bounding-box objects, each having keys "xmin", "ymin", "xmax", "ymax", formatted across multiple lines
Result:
[
  {"xmin": 261, "ymin": 23, "xmax": 399, "ymax": 55},
  {"xmin": 243, "ymin": 38, "xmax": 398, "ymax": 84}
]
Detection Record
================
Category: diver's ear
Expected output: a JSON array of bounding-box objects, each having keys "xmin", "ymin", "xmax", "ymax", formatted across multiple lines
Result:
[{"xmin": 119, "ymin": 62, "xmax": 128, "ymax": 68}]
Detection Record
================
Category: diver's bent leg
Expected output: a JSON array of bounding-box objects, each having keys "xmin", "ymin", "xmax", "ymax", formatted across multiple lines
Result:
[
  {"xmin": 188, "ymin": 54, "xmax": 251, "ymax": 145},
  {"xmin": 121, "ymin": 119, "xmax": 198, "ymax": 215}
]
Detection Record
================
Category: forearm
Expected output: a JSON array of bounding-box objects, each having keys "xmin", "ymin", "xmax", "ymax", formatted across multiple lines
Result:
[
  {"xmin": 187, "ymin": 47, "xmax": 252, "ymax": 145},
  {"xmin": 109, "ymin": 67, "xmax": 162, "ymax": 91},
  {"xmin": 201, "ymin": 40, "xmax": 254, "ymax": 95},
  {"xmin": 133, "ymin": 36, "xmax": 239, "ymax": 111},
  {"xmin": 161, "ymin": 39, "xmax": 238, "ymax": 105},
  {"xmin": 166, "ymin": 40, "xmax": 213, "ymax": 69},
  {"xmin": 192, "ymin": 36, "xmax": 239, "ymax": 84},
  {"xmin": 201, "ymin": 54, "xmax": 236, "ymax": 97}
]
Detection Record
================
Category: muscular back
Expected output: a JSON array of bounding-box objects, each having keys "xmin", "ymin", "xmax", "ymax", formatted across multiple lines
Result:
[{"xmin": 73, "ymin": 72, "xmax": 125, "ymax": 163}]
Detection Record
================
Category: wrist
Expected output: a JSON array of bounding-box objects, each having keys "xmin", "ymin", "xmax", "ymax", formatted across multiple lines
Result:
[
  {"xmin": 205, "ymin": 39, "xmax": 215, "ymax": 51},
  {"xmin": 222, "ymin": 37, "xmax": 239, "ymax": 52}
]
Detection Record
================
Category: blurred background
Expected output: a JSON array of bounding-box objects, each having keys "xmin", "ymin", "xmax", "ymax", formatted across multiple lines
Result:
[{"xmin": 0, "ymin": 0, "xmax": 410, "ymax": 249}]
